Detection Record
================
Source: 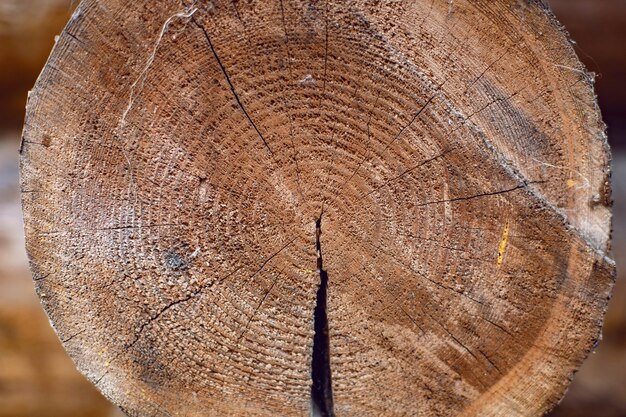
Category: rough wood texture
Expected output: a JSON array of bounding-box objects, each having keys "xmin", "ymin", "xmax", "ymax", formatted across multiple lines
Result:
[{"xmin": 20, "ymin": 0, "xmax": 614, "ymax": 416}]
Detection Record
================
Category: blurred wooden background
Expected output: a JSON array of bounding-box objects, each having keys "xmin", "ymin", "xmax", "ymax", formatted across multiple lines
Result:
[{"xmin": 0, "ymin": 1, "xmax": 624, "ymax": 416}]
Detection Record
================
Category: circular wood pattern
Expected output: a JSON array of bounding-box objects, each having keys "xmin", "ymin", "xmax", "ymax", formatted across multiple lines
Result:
[{"xmin": 21, "ymin": 1, "xmax": 614, "ymax": 416}]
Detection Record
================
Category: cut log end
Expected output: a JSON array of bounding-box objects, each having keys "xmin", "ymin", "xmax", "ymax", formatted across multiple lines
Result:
[{"xmin": 21, "ymin": 0, "xmax": 614, "ymax": 416}]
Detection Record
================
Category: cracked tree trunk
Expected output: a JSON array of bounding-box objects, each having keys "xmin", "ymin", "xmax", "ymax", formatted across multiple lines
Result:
[{"xmin": 21, "ymin": 1, "xmax": 614, "ymax": 416}]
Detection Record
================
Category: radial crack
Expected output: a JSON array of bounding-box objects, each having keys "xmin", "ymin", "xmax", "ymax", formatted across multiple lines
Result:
[
  {"xmin": 311, "ymin": 215, "xmax": 334, "ymax": 417},
  {"xmin": 192, "ymin": 18, "xmax": 274, "ymax": 156}
]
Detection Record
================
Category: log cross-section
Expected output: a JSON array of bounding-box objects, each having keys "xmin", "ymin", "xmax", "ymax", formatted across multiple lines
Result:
[{"xmin": 21, "ymin": 0, "xmax": 614, "ymax": 416}]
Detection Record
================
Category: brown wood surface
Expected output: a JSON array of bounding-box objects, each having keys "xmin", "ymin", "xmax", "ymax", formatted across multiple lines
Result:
[{"xmin": 20, "ymin": 0, "xmax": 614, "ymax": 416}]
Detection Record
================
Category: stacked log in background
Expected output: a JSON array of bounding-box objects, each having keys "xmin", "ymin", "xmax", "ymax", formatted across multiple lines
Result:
[{"xmin": 0, "ymin": 0, "xmax": 624, "ymax": 416}]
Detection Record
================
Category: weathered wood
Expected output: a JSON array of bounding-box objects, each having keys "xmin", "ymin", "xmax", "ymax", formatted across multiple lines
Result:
[{"xmin": 20, "ymin": 1, "xmax": 614, "ymax": 416}]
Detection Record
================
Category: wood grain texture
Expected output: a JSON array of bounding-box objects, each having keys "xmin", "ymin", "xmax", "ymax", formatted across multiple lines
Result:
[{"xmin": 20, "ymin": 0, "xmax": 614, "ymax": 416}]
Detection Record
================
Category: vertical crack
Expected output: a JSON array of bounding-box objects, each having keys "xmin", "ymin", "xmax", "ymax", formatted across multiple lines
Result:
[{"xmin": 311, "ymin": 215, "xmax": 335, "ymax": 417}]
